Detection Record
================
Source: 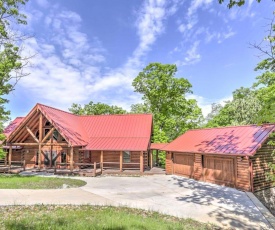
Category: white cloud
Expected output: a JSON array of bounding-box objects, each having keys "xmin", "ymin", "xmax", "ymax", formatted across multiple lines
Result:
[
  {"xmin": 205, "ymin": 26, "xmax": 236, "ymax": 43},
  {"xmin": 16, "ymin": 0, "xmax": 181, "ymax": 112},
  {"xmin": 176, "ymin": 41, "xmax": 201, "ymax": 66}
]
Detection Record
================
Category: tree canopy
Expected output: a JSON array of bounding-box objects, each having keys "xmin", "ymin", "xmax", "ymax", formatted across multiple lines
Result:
[
  {"xmin": 0, "ymin": 0, "xmax": 29, "ymax": 158},
  {"xmin": 69, "ymin": 101, "xmax": 127, "ymax": 115},
  {"xmin": 206, "ymin": 13, "xmax": 275, "ymax": 127},
  {"xmin": 133, "ymin": 63, "xmax": 202, "ymax": 143},
  {"xmin": 218, "ymin": 0, "xmax": 266, "ymax": 8}
]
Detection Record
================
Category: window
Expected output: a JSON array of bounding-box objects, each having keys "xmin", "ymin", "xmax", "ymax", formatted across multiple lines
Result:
[
  {"xmin": 84, "ymin": 151, "xmax": 90, "ymax": 159},
  {"xmin": 45, "ymin": 121, "xmax": 51, "ymax": 126},
  {"xmin": 61, "ymin": 151, "xmax": 67, "ymax": 163},
  {"xmin": 35, "ymin": 130, "xmax": 39, "ymax": 139},
  {"xmin": 53, "ymin": 130, "xmax": 59, "ymax": 141},
  {"xmin": 123, "ymin": 151, "xmax": 130, "ymax": 163},
  {"xmin": 44, "ymin": 128, "xmax": 50, "ymax": 140}
]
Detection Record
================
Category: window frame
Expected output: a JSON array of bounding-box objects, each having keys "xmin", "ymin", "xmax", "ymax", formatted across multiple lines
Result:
[{"xmin": 123, "ymin": 151, "xmax": 131, "ymax": 163}]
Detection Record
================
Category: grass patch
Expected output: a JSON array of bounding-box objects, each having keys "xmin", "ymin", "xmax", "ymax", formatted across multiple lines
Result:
[
  {"xmin": 0, "ymin": 205, "xmax": 218, "ymax": 230},
  {"xmin": 0, "ymin": 174, "xmax": 86, "ymax": 189}
]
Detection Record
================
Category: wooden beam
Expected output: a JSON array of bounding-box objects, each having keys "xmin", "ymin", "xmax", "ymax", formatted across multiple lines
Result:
[
  {"xmin": 120, "ymin": 151, "xmax": 123, "ymax": 172},
  {"xmin": 150, "ymin": 150, "xmax": 153, "ymax": 168},
  {"xmin": 11, "ymin": 143, "xmax": 69, "ymax": 146},
  {"xmin": 42, "ymin": 127, "xmax": 55, "ymax": 143},
  {"xmin": 38, "ymin": 113, "xmax": 43, "ymax": 169},
  {"xmin": 26, "ymin": 126, "xmax": 39, "ymax": 143},
  {"xmin": 140, "ymin": 151, "xmax": 144, "ymax": 173},
  {"xmin": 70, "ymin": 147, "xmax": 74, "ymax": 171},
  {"xmin": 9, "ymin": 145, "xmax": 12, "ymax": 167},
  {"xmin": 7, "ymin": 109, "xmax": 38, "ymax": 142}
]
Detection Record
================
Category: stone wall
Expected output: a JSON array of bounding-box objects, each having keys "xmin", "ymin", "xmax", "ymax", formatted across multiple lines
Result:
[{"xmin": 255, "ymin": 187, "xmax": 275, "ymax": 215}]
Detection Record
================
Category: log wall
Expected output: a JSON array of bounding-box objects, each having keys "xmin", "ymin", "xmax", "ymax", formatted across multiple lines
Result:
[
  {"xmin": 251, "ymin": 138, "xmax": 275, "ymax": 192},
  {"xmin": 165, "ymin": 152, "xmax": 173, "ymax": 174},
  {"xmin": 236, "ymin": 157, "xmax": 250, "ymax": 191}
]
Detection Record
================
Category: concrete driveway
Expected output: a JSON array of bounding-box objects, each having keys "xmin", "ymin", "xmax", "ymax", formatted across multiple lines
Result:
[{"xmin": 0, "ymin": 175, "xmax": 272, "ymax": 229}]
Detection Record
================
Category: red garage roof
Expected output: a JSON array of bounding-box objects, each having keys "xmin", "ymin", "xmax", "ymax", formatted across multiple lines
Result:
[
  {"xmin": 150, "ymin": 143, "xmax": 168, "ymax": 150},
  {"xmin": 6, "ymin": 104, "xmax": 153, "ymax": 151},
  {"xmin": 162, "ymin": 125, "xmax": 275, "ymax": 156}
]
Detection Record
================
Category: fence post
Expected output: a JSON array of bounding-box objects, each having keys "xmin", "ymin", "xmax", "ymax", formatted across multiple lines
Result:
[
  {"xmin": 23, "ymin": 160, "xmax": 26, "ymax": 171},
  {"xmin": 93, "ymin": 162, "xmax": 96, "ymax": 176}
]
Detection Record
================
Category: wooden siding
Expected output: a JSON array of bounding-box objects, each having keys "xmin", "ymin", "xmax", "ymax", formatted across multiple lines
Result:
[
  {"xmin": 194, "ymin": 154, "xmax": 202, "ymax": 180},
  {"xmin": 91, "ymin": 151, "xmax": 101, "ymax": 163},
  {"xmin": 165, "ymin": 152, "xmax": 172, "ymax": 174},
  {"xmin": 251, "ymin": 138, "xmax": 275, "ymax": 192},
  {"xmin": 236, "ymin": 156, "xmax": 250, "ymax": 191},
  {"xmin": 173, "ymin": 153, "xmax": 194, "ymax": 177}
]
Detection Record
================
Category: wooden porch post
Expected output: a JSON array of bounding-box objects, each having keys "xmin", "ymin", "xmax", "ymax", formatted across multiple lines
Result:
[
  {"xmin": 50, "ymin": 132, "xmax": 53, "ymax": 168},
  {"xmin": 9, "ymin": 145, "xmax": 12, "ymax": 167},
  {"xmin": 156, "ymin": 150, "xmax": 159, "ymax": 166},
  {"xmin": 70, "ymin": 147, "xmax": 74, "ymax": 171},
  {"xmin": 120, "ymin": 151, "xmax": 123, "ymax": 172},
  {"xmin": 38, "ymin": 113, "xmax": 43, "ymax": 169},
  {"xmin": 150, "ymin": 150, "xmax": 153, "ymax": 168},
  {"xmin": 100, "ymin": 150, "xmax": 103, "ymax": 169},
  {"xmin": 140, "ymin": 151, "xmax": 144, "ymax": 173}
]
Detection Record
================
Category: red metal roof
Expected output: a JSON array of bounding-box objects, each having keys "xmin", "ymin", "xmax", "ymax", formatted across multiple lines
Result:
[
  {"xmin": 5, "ymin": 104, "xmax": 153, "ymax": 151},
  {"xmin": 150, "ymin": 143, "xmax": 168, "ymax": 150},
  {"xmin": 162, "ymin": 125, "xmax": 275, "ymax": 156},
  {"xmin": 4, "ymin": 117, "xmax": 24, "ymax": 138}
]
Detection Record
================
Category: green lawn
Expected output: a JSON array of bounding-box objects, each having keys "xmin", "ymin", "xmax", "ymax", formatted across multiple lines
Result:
[
  {"xmin": 0, "ymin": 205, "xmax": 217, "ymax": 230},
  {"xmin": 0, "ymin": 174, "xmax": 86, "ymax": 189}
]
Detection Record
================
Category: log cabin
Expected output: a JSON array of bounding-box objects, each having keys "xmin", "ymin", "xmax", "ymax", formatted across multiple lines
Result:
[
  {"xmin": 3, "ymin": 103, "xmax": 153, "ymax": 173},
  {"xmin": 161, "ymin": 125, "xmax": 275, "ymax": 192}
]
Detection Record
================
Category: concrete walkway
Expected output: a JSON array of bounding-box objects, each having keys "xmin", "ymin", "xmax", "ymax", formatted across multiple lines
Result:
[{"xmin": 0, "ymin": 174, "xmax": 272, "ymax": 229}]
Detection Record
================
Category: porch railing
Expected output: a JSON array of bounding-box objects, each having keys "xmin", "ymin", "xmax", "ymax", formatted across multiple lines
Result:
[
  {"xmin": 0, "ymin": 160, "xmax": 25, "ymax": 172},
  {"xmin": 54, "ymin": 162, "xmax": 103, "ymax": 176}
]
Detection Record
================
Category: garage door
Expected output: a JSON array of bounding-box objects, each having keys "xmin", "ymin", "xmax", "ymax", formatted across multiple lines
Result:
[
  {"xmin": 204, "ymin": 157, "xmax": 235, "ymax": 186},
  {"xmin": 173, "ymin": 153, "xmax": 194, "ymax": 177}
]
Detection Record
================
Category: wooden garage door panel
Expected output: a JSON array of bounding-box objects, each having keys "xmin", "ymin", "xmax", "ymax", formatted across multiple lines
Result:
[
  {"xmin": 204, "ymin": 157, "xmax": 234, "ymax": 186},
  {"xmin": 174, "ymin": 154, "xmax": 194, "ymax": 177}
]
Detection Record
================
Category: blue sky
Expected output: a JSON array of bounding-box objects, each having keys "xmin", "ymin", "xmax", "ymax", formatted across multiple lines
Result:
[{"xmin": 6, "ymin": 0, "xmax": 274, "ymax": 119}]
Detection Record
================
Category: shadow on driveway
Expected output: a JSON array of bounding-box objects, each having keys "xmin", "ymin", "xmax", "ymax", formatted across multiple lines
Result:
[{"xmin": 171, "ymin": 176, "xmax": 270, "ymax": 229}]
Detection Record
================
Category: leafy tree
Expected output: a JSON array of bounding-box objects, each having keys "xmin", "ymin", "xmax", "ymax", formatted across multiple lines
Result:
[
  {"xmin": 205, "ymin": 87, "xmax": 262, "ymax": 127},
  {"xmin": 252, "ymin": 14, "xmax": 275, "ymax": 123},
  {"xmin": 69, "ymin": 101, "xmax": 127, "ymax": 115},
  {"xmin": 133, "ymin": 63, "xmax": 203, "ymax": 143},
  {"xmin": 218, "ymin": 0, "xmax": 267, "ymax": 8},
  {"xmin": 205, "ymin": 102, "xmax": 234, "ymax": 127},
  {"xmin": 0, "ymin": 0, "xmax": 29, "ymax": 159},
  {"xmin": 130, "ymin": 103, "xmax": 151, "ymax": 114}
]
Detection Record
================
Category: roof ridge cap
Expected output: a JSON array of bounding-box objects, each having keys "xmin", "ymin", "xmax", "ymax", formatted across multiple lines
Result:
[
  {"xmin": 79, "ymin": 113, "xmax": 152, "ymax": 117},
  {"xmin": 186, "ymin": 124, "xmax": 275, "ymax": 132}
]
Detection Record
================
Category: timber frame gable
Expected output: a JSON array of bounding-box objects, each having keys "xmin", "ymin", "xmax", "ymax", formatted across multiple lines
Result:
[{"xmin": 5, "ymin": 104, "xmax": 83, "ymax": 169}]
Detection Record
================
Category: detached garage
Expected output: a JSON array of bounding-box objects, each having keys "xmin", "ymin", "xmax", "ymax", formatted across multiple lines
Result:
[{"xmin": 162, "ymin": 125, "xmax": 275, "ymax": 192}]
